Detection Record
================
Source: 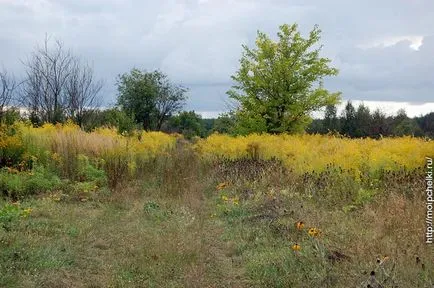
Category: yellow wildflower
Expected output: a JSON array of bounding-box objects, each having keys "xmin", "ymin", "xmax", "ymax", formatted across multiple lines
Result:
[
  {"xmin": 21, "ymin": 208, "xmax": 32, "ymax": 217},
  {"xmin": 291, "ymin": 243, "xmax": 301, "ymax": 252},
  {"xmin": 308, "ymin": 227, "xmax": 321, "ymax": 237},
  {"xmin": 232, "ymin": 197, "xmax": 239, "ymax": 205}
]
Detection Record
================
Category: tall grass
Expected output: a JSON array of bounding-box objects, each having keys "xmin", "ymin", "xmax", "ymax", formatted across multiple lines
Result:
[{"xmin": 12, "ymin": 122, "xmax": 178, "ymax": 188}]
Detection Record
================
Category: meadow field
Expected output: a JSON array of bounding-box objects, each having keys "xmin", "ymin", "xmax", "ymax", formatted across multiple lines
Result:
[{"xmin": 0, "ymin": 122, "xmax": 433, "ymax": 287}]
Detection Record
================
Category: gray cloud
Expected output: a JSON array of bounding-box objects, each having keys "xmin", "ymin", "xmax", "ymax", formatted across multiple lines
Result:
[{"xmin": 0, "ymin": 0, "xmax": 433, "ymax": 112}]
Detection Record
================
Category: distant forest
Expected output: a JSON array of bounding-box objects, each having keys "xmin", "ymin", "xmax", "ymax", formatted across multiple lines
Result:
[
  {"xmin": 1, "ymin": 101, "xmax": 433, "ymax": 140},
  {"xmin": 307, "ymin": 102, "xmax": 434, "ymax": 138},
  {"xmin": 217, "ymin": 102, "xmax": 434, "ymax": 139}
]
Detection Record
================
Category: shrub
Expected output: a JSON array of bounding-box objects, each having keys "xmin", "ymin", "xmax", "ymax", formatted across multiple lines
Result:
[
  {"xmin": 77, "ymin": 154, "xmax": 107, "ymax": 185},
  {"xmin": 0, "ymin": 203, "xmax": 25, "ymax": 231},
  {"xmin": 24, "ymin": 166, "xmax": 62, "ymax": 195},
  {"xmin": 0, "ymin": 125, "xmax": 25, "ymax": 168},
  {"xmin": 0, "ymin": 170, "xmax": 24, "ymax": 198},
  {"xmin": 0, "ymin": 166, "xmax": 61, "ymax": 199}
]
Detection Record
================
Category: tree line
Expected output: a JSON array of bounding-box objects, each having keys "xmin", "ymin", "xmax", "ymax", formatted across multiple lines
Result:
[
  {"xmin": 1, "ymin": 25, "xmax": 433, "ymax": 139},
  {"xmin": 308, "ymin": 102, "xmax": 434, "ymax": 138}
]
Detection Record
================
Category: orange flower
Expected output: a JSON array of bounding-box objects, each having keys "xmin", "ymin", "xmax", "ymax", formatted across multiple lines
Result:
[
  {"xmin": 295, "ymin": 221, "xmax": 305, "ymax": 230},
  {"xmin": 291, "ymin": 243, "xmax": 301, "ymax": 252}
]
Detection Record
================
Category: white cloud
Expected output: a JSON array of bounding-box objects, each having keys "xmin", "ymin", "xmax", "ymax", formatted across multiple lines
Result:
[{"xmin": 358, "ymin": 35, "xmax": 424, "ymax": 50}]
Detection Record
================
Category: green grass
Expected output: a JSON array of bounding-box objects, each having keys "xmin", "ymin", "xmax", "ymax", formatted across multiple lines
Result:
[{"xmin": 0, "ymin": 148, "xmax": 433, "ymax": 287}]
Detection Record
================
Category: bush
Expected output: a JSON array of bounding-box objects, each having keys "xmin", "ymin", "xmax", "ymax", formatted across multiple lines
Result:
[
  {"xmin": 77, "ymin": 154, "xmax": 107, "ymax": 185},
  {"xmin": 0, "ymin": 125, "xmax": 25, "ymax": 168},
  {"xmin": 0, "ymin": 171, "xmax": 23, "ymax": 198},
  {"xmin": 25, "ymin": 166, "xmax": 62, "ymax": 195},
  {"xmin": 0, "ymin": 166, "xmax": 61, "ymax": 199},
  {"xmin": 0, "ymin": 108, "xmax": 21, "ymax": 126},
  {"xmin": 0, "ymin": 203, "xmax": 30, "ymax": 231}
]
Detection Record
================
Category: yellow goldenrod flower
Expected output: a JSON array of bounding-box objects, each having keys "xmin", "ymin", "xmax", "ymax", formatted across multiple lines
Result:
[
  {"xmin": 295, "ymin": 221, "xmax": 305, "ymax": 230},
  {"xmin": 221, "ymin": 195, "xmax": 229, "ymax": 202},
  {"xmin": 194, "ymin": 134, "xmax": 434, "ymax": 181}
]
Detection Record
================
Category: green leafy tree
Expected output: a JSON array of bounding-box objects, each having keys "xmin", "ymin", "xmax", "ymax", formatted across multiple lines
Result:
[
  {"xmin": 394, "ymin": 118, "xmax": 423, "ymax": 136},
  {"xmin": 201, "ymin": 118, "xmax": 216, "ymax": 136},
  {"xmin": 167, "ymin": 111, "xmax": 204, "ymax": 139},
  {"xmin": 213, "ymin": 113, "xmax": 236, "ymax": 134},
  {"xmin": 117, "ymin": 69, "xmax": 187, "ymax": 130},
  {"xmin": 228, "ymin": 23, "xmax": 341, "ymax": 134},
  {"xmin": 392, "ymin": 110, "xmax": 423, "ymax": 136},
  {"xmin": 354, "ymin": 103, "xmax": 371, "ymax": 137},
  {"xmin": 323, "ymin": 104, "xmax": 340, "ymax": 133},
  {"xmin": 306, "ymin": 119, "xmax": 324, "ymax": 134},
  {"xmin": 416, "ymin": 112, "xmax": 434, "ymax": 138},
  {"xmin": 341, "ymin": 101, "xmax": 357, "ymax": 137},
  {"xmin": 370, "ymin": 109, "xmax": 389, "ymax": 138}
]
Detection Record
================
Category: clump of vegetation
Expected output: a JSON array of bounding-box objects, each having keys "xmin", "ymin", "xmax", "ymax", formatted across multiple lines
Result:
[
  {"xmin": 0, "ymin": 166, "xmax": 61, "ymax": 199},
  {"xmin": 0, "ymin": 202, "xmax": 31, "ymax": 231}
]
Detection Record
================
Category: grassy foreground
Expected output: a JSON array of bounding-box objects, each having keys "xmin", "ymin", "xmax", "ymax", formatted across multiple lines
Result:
[{"xmin": 0, "ymin": 124, "xmax": 433, "ymax": 287}]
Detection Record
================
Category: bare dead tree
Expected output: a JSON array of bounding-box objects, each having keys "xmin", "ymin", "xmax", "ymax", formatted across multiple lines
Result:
[
  {"xmin": 21, "ymin": 36, "xmax": 103, "ymax": 125},
  {"xmin": 0, "ymin": 68, "xmax": 17, "ymax": 120},
  {"xmin": 66, "ymin": 59, "xmax": 103, "ymax": 126}
]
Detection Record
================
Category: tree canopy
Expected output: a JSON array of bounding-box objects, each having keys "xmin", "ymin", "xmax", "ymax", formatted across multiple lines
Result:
[
  {"xmin": 167, "ymin": 111, "xmax": 204, "ymax": 139},
  {"xmin": 117, "ymin": 69, "xmax": 187, "ymax": 131},
  {"xmin": 228, "ymin": 23, "xmax": 341, "ymax": 134}
]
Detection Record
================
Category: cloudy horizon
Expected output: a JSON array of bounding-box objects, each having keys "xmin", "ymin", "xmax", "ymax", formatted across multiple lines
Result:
[{"xmin": 1, "ymin": 0, "xmax": 433, "ymax": 118}]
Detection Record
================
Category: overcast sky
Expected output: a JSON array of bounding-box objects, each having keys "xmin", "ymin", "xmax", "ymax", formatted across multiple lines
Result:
[{"xmin": 1, "ymin": 0, "xmax": 433, "ymax": 117}]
